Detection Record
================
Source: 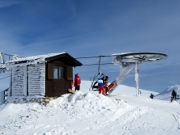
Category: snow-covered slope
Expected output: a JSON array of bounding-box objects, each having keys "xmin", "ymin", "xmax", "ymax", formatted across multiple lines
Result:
[
  {"xmin": 81, "ymin": 80, "xmax": 158, "ymax": 97},
  {"xmin": 156, "ymin": 85, "xmax": 180, "ymax": 100},
  {"xmin": 0, "ymin": 81, "xmax": 180, "ymax": 135}
]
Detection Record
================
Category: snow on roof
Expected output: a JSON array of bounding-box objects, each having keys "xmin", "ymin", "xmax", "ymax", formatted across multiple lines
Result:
[
  {"xmin": 1, "ymin": 52, "xmax": 67, "ymax": 69},
  {"xmin": 8, "ymin": 52, "xmax": 66, "ymax": 63}
]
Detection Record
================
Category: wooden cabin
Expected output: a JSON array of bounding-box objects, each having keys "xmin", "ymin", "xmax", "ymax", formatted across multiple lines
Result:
[{"xmin": 8, "ymin": 52, "xmax": 82, "ymax": 97}]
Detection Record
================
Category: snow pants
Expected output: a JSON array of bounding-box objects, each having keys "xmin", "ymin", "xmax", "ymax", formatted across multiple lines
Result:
[
  {"xmin": 171, "ymin": 96, "xmax": 176, "ymax": 102},
  {"xmin": 98, "ymin": 86, "xmax": 105, "ymax": 95}
]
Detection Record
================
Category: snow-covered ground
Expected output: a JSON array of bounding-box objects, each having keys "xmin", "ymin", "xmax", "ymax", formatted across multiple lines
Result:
[{"xmin": 0, "ymin": 80, "xmax": 180, "ymax": 135}]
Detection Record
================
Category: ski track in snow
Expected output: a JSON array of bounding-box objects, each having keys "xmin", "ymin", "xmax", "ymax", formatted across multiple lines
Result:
[
  {"xmin": 1, "ymin": 81, "xmax": 180, "ymax": 135},
  {"xmin": 172, "ymin": 112, "xmax": 180, "ymax": 130}
]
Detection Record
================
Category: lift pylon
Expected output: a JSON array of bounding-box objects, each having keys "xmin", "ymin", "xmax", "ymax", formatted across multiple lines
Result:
[
  {"xmin": 108, "ymin": 52, "xmax": 168, "ymax": 95},
  {"xmin": 0, "ymin": 52, "xmax": 21, "ymax": 73}
]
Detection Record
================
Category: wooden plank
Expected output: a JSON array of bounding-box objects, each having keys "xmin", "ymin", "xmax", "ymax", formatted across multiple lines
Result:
[{"xmin": 66, "ymin": 66, "xmax": 73, "ymax": 80}]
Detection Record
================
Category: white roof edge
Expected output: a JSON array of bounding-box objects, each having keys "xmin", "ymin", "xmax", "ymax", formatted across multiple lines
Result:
[{"xmin": 8, "ymin": 52, "xmax": 67, "ymax": 63}]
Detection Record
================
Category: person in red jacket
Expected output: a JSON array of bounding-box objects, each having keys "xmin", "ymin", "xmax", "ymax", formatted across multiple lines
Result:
[{"xmin": 74, "ymin": 73, "xmax": 81, "ymax": 91}]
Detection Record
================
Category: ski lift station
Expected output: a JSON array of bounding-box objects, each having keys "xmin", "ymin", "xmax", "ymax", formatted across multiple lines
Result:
[
  {"xmin": 77, "ymin": 52, "xmax": 168, "ymax": 95},
  {"xmin": 0, "ymin": 51, "xmax": 167, "ymax": 104},
  {"xmin": 0, "ymin": 52, "xmax": 82, "ymax": 103}
]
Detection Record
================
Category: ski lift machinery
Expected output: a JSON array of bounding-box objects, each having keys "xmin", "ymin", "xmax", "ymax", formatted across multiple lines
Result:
[
  {"xmin": 111, "ymin": 52, "xmax": 168, "ymax": 95},
  {"xmin": 76, "ymin": 52, "xmax": 168, "ymax": 95}
]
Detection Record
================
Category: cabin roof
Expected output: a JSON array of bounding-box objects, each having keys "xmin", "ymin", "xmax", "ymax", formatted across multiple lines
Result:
[{"xmin": 8, "ymin": 52, "xmax": 82, "ymax": 66}]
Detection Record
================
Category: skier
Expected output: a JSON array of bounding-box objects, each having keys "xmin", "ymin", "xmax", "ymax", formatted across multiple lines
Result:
[
  {"xmin": 74, "ymin": 73, "xmax": 81, "ymax": 91},
  {"xmin": 171, "ymin": 90, "xmax": 177, "ymax": 102},
  {"xmin": 150, "ymin": 93, "xmax": 154, "ymax": 99},
  {"xmin": 98, "ymin": 77, "xmax": 105, "ymax": 95}
]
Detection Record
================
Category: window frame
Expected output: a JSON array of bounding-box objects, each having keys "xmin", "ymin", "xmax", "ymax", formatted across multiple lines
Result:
[
  {"xmin": 53, "ymin": 66, "xmax": 65, "ymax": 80},
  {"xmin": 53, "ymin": 66, "xmax": 59, "ymax": 79}
]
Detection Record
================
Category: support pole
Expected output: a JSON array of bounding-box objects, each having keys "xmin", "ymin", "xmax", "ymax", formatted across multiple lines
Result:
[
  {"xmin": 98, "ymin": 56, "xmax": 102, "ymax": 74},
  {"xmin": 0, "ymin": 52, "xmax": 5, "ymax": 64},
  {"xmin": 135, "ymin": 62, "xmax": 141, "ymax": 95},
  {"xmin": 9, "ymin": 69, "xmax": 12, "ymax": 96}
]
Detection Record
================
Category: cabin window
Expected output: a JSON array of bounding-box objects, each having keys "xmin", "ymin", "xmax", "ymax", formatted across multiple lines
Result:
[
  {"xmin": 53, "ymin": 66, "xmax": 59, "ymax": 79},
  {"xmin": 59, "ymin": 67, "xmax": 64, "ymax": 79},
  {"xmin": 53, "ymin": 66, "xmax": 64, "ymax": 79}
]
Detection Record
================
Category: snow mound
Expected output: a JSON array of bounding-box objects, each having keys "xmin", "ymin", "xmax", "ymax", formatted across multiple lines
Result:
[
  {"xmin": 1, "ymin": 83, "xmax": 180, "ymax": 135},
  {"xmin": 48, "ymin": 91, "xmax": 130, "ymax": 118},
  {"xmin": 156, "ymin": 85, "xmax": 180, "ymax": 100},
  {"xmin": 0, "ymin": 91, "xmax": 134, "ymax": 135}
]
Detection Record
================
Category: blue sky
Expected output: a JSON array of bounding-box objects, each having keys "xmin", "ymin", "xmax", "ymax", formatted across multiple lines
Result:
[{"xmin": 0, "ymin": 0, "xmax": 180, "ymax": 92}]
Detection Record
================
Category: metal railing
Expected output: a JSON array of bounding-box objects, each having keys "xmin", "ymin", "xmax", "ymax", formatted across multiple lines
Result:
[{"xmin": 0, "ymin": 88, "xmax": 9, "ymax": 104}]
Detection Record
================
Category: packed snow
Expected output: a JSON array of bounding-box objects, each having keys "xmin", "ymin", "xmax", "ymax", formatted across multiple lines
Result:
[{"xmin": 0, "ymin": 81, "xmax": 180, "ymax": 135}]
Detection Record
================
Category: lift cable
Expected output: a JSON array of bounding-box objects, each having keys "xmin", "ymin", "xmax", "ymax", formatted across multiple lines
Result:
[
  {"xmin": 82, "ymin": 62, "xmax": 114, "ymax": 66},
  {"xmin": 76, "ymin": 55, "xmax": 112, "ymax": 59}
]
